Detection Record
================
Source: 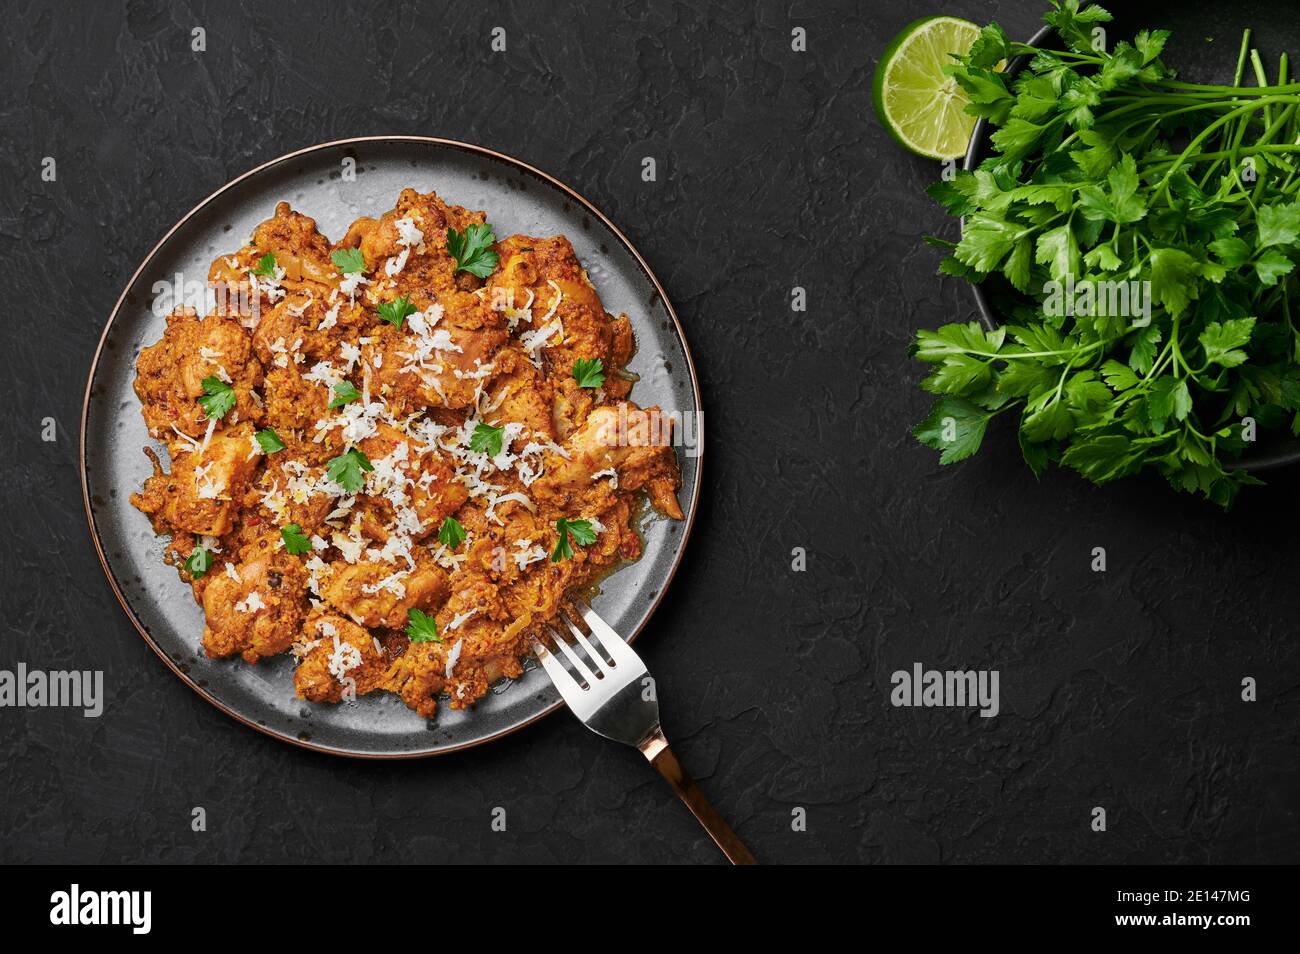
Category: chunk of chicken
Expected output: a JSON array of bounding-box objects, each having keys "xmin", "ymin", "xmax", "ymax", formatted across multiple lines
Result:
[
  {"xmin": 248, "ymin": 202, "xmax": 336, "ymax": 285},
  {"xmin": 383, "ymin": 639, "xmax": 448, "ymax": 720},
  {"xmin": 483, "ymin": 346, "xmax": 557, "ymax": 442},
  {"xmin": 363, "ymin": 305, "xmax": 508, "ymax": 413},
  {"xmin": 535, "ymin": 403, "xmax": 683, "ymax": 518},
  {"xmin": 489, "ymin": 235, "xmax": 627, "ymax": 383},
  {"xmin": 130, "ymin": 423, "xmax": 262, "ymax": 537},
  {"xmin": 257, "ymin": 361, "xmax": 338, "ymax": 466},
  {"xmin": 134, "ymin": 308, "xmax": 263, "ymax": 444},
  {"xmin": 355, "ymin": 423, "xmax": 468, "ymax": 539},
  {"xmin": 293, "ymin": 612, "xmax": 391, "ymax": 704},
  {"xmin": 200, "ymin": 537, "xmax": 308, "ymax": 662},
  {"xmin": 248, "ymin": 457, "xmax": 335, "ymax": 536},
  {"xmin": 383, "ymin": 575, "xmax": 527, "ymax": 716},
  {"xmin": 341, "ymin": 187, "xmax": 486, "ymax": 290},
  {"xmin": 252, "ymin": 292, "xmax": 366, "ymax": 370},
  {"xmin": 320, "ymin": 557, "xmax": 450, "ymax": 629}
]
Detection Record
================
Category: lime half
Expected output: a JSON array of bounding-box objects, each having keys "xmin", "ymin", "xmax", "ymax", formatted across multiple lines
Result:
[{"xmin": 874, "ymin": 15, "xmax": 982, "ymax": 160}]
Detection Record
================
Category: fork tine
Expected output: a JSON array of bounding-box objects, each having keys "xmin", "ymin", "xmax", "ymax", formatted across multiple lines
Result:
[
  {"xmin": 560, "ymin": 613, "xmax": 611, "ymax": 669},
  {"xmin": 571, "ymin": 599, "xmax": 637, "ymax": 666},
  {"xmin": 531, "ymin": 634, "xmax": 582, "ymax": 698},
  {"xmin": 548, "ymin": 623, "xmax": 601, "ymax": 685}
]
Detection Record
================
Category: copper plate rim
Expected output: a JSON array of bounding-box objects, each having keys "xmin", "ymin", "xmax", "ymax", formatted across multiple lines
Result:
[{"xmin": 78, "ymin": 135, "xmax": 704, "ymax": 759}]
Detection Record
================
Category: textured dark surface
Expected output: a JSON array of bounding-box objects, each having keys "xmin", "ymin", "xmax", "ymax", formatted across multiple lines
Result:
[{"xmin": 1, "ymin": 0, "xmax": 1297, "ymax": 864}]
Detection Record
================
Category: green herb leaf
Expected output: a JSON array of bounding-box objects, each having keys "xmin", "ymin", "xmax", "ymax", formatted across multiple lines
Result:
[
  {"xmin": 1208, "ymin": 237, "xmax": 1251, "ymax": 268},
  {"xmin": 331, "ymin": 247, "xmax": 366, "ymax": 274},
  {"xmin": 328, "ymin": 380, "xmax": 362, "ymax": 409},
  {"xmin": 377, "ymin": 294, "xmax": 416, "ymax": 329},
  {"xmin": 1034, "ymin": 224, "xmax": 1080, "ymax": 283},
  {"xmin": 198, "ymin": 376, "xmax": 236, "ymax": 420},
  {"xmin": 1199, "ymin": 317, "xmax": 1255, "ymax": 368},
  {"xmin": 945, "ymin": 64, "xmax": 1014, "ymax": 124},
  {"xmin": 185, "ymin": 547, "xmax": 213, "ymax": 579},
  {"xmin": 469, "ymin": 422, "xmax": 504, "ymax": 457},
  {"xmin": 1254, "ymin": 249, "xmax": 1295, "ymax": 287},
  {"xmin": 1148, "ymin": 247, "xmax": 1202, "ymax": 317},
  {"xmin": 1133, "ymin": 29, "xmax": 1170, "ymax": 65},
  {"xmin": 566, "ymin": 519, "xmax": 597, "ymax": 546},
  {"xmin": 1076, "ymin": 153, "xmax": 1146, "ymax": 224},
  {"xmin": 1044, "ymin": 0, "xmax": 1113, "ymax": 54},
  {"xmin": 966, "ymin": 23, "xmax": 1013, "ymax": 69},
  {"xmin": 406, "ymin": 608, "xmax": 441, "ymax": 644},
  {"xmin": 955, "ymin": 212, "xmax": 1030, "ymax": 274},
  {"xmin": 1256, "ymin": 201, "xmax": 1300, "ymax": 249},
  {"xmin": 253, "ymin": 253, "xmax": 277, "ymax": 277},
  {"xmin": 912, "ymin": 397, "xmax": 992, "ymax": 464},
  {"xmin": 572, "ymin": 357, "xmax": 605, "ymax": 388},
  {"xmin": 912, "ymin": 321, "xmax": 1006, "ymax": 361},
  {"xmin": 550, "ymin": 517, "xmax": 597, "ymax": 562},
  {"xmin": 1022, "ymin": 399, "xmax": 1073, "ymax": 443},
  {"xmin": 1145, "ymin": 376, "xmax": 1193, "ymax": 430},
  {"xmin": 326, "ymin": 447, "xmax": 373, "ymax": 493},
  {"xmin": 446, "ymin": 223, "xmax": 499, "ymax": 278},
  {"xmin": 438, "ymin": 516, "xmax": 466, "ymax": 550},
  {"xmin": 1060, "ymin": 433, "xmax": 1141, "ymax": 483},
  {"xmin": 255, "ymin": 428, "xmax": 286, "ymax": 454},
  {"xmin": 1100, "ymin": 359, "xmax": 1139, "ymax": 392},
  {"xmin": 280, "ymin": 523, "xmax": 312, "ymax": 555}
]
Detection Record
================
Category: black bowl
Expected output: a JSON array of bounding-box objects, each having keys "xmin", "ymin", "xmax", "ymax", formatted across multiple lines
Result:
[{"xmin": 963, "ymin": 1, "xmax": 1300, "ymax": 470}]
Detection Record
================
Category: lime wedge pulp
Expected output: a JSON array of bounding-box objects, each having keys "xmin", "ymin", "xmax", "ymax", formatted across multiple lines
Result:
[{"xmin": 874, "ymin": 15, "xmax": 982, "ymax": 160}]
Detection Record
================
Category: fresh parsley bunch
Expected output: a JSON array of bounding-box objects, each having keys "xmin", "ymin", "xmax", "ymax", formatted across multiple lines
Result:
[{"xmin": 914, "ymin": 0, "xmax": 1300, "ymax": 507}]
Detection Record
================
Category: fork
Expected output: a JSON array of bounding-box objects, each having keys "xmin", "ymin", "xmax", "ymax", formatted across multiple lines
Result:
[{"xmin": 532, "ymin": 598, "xmax": 757, "ymax": 865}]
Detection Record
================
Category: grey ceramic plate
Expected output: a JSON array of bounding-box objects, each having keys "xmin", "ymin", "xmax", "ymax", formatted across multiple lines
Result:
[
  {"xmin": 80, "ymin": 137, "xmax": 702, "ymax": 758},
  {"xmin": 964, "ymin": 0, "xmax": 1300, "ymax": 469}
]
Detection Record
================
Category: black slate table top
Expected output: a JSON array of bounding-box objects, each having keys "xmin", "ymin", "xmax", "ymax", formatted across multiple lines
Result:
[{"xmin": 1, "ymin": 0, "xmax": 1296, "ymax": 864}]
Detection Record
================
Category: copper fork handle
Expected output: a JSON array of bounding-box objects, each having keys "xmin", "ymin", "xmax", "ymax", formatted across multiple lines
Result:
[{"xmin": 639, "ymin": 727, "xmax": 757, "ymax": 865}]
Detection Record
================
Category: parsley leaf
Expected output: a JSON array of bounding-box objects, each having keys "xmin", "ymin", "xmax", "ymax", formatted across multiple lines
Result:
[
  {"xmin": 572, "ymin": 357, "xmax": 605, "ymax": 388},
  {"xmin": 331, "ymin": 247, "xmax": 366, "ymax": 274},
  {"xmin": 1044, "ymin": 0, "xmax": 1113, "ymax": 54},
  {"xmin": 1199, "ymin": 318, "xmax": 1255, "ymax": 368},
  {"xmin": 326, "ymin": 447, "xmax": 373, "ymax": 493},
  {"xmin": 947, "ymin": 65, "xmax": 1014, "ymax": 124},
  {"xmin": 550, "ymin": 517, "xmax": 597, "ymax": 562},
  {"xmin": 185, "ymin": 547, "xmax": 213, "ymax": 579},
  {"xmin": 1034, "ymin": 224, "xmax": 1080, "ymax": 283},
  {"xmin": 377, "ymin": 294, "xmax": 416, "ymax": 329},
  {"xmin": 328, "ymin": 380, "xmax": 361, "ymax": 409},
  {"xmin": 1255, "ymin": 249, "xmax": 1295, "ymax": 287},
  {"xmin": 1133, "ymin": 29, "xmax": 1170, "ymax": 65},
  {"xmin": 437, "ymin": 516, "xmax": 466, "ymax": 550},
  {"xmin": 966, "ymin": 23, "xmax": 1013, "ymax": 70},
  {"xmin": 198, "ymin": 376, "xmax": 236, "ymax": 420},
  {"xmin": 253, "ymin": 252, "xmax": 277, "ymax": 277},
  {"xmin": 1148, "ymin": 247, "xmax": 1201, "ymax": 318},
  {"xmin": 954, "ymin": 212, "xmax": 1030, "ymax": 274},
  {"xmin": 913, "ymin": 397, "xmax": 993, "ymax": 464},
  {"xmin": 406, "ymin": 608, "xmax": 441, "ymax": 644},
  {"xmin": 469, "ymin": 422, "xmax": 504, "ymax": 457},
  {"xmin": 255, "ymin": 428, "xmax": 286, "ymax": 454},
  {"xmin": 1209, "ymin": 237, "xmax": 1251, "ymax": 268},
  {"xmin": 446, "ymin": 223, "xmax": 499, "ymax": 278},
  {"xmin": 1256, "ymin": 201, "xmax": 1300, "ymax": 248},
  {"xmin": 566, "ymin": 519, "xmax": 597, "ymax": 546},
  {"xmin": 1076, "ymin": 153, "xmax": 1146, "ymax": 224},
  {"xmin": 280, "ymin": 523, "xmax": 312, "ymax": 555}
]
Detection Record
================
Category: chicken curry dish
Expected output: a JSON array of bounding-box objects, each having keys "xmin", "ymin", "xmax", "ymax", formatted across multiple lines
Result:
[{"xmin": 130, "ymin": 189, "xmax": 682, "ymax": 719}]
